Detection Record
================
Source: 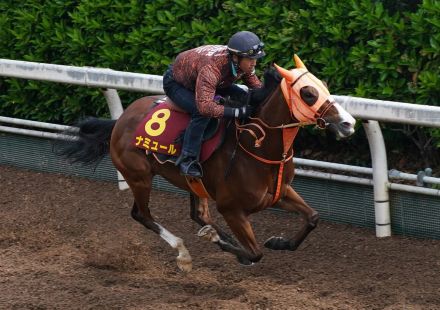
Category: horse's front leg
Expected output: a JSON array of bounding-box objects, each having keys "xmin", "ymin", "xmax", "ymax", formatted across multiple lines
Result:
[
  {"xmin": 189, "ymin": 194, "xmax": 240, "ymax": 247},
  {"xmin": 264, "ymin": 185, "xmax": 319, "ymax": 251},
  {"xmin": 202, "ymin": 207, "xmax": 263, "ymax": 265}
]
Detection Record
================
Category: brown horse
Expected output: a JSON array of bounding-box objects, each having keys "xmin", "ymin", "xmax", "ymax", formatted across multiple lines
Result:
[{"xmin": 57, "ymin": 55, "xmax": 355, "ymax": 272}]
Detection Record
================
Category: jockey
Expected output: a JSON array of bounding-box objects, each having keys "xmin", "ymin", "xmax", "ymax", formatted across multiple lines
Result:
[{"xmin": 162, "ymin": 31, "xmax": 265, "ymax": 178}]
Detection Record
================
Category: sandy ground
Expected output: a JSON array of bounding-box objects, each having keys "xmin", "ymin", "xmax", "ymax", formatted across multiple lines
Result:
[{"xmin": 1, "ymin": 165, "xmax": 439, "ymax": 310}]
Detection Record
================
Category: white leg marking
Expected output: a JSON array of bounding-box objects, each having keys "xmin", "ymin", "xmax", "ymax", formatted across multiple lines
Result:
[{"xmin": 157, "ymin": 223, "xmax": 192, "ymax": 272}]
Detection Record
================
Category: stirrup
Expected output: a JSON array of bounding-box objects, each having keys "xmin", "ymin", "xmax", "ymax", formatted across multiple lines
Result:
[{"xmin": 180, "ymin": 159, "xmax": 203, "ymax": 178}]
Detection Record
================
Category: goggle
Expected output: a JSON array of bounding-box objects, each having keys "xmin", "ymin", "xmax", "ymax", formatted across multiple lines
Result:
[
  {"xmin": 245, "ymin": 42, "xmax": 265, "ymax": 56},
  {"xmin": 229, "ymin": 42, "xmax": 265, "ymax": 57}
]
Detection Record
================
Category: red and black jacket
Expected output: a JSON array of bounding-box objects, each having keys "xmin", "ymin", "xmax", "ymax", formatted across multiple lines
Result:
[{"xmin": 172, "ymin": 45, "xmax": 262, "ymax": 118}]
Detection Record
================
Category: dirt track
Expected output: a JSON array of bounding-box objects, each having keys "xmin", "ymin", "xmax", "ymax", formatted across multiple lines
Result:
[{"xmin": 1, "ymin": 165, "xmax": 439, "ymax": 309}]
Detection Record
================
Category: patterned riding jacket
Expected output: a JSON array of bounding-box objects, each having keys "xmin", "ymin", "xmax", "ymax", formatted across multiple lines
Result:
[{"xmin": 171, "ymin": 45, "xmax": 262, "ymax": 118}]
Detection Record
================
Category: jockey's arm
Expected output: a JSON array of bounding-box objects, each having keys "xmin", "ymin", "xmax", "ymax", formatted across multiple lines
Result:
[{"xmin": 195, "ymin": 66, "xmax": 225, "ymax": 118}]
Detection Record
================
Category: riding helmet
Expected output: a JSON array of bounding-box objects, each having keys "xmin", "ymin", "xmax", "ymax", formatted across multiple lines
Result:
[{"xmin": 227, "ymin": 31, "xmax": 265, "ymax": 59}]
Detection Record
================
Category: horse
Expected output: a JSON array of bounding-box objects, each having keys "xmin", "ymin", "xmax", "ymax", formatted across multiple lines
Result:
[{"xmin": 56, "ymin": 55, "xmax": 355, "ymax": 272}]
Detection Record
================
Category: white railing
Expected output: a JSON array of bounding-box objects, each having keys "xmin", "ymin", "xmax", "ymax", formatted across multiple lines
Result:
[
  {"xmin": 1, "ymin": 58, "xmax": 440, "ymax": 238},
  {"xmin": 335, "ymin": 95, "xmax": 440, "ymax": 128},
  {"xmin": 0, "ymin": 58, "xmax": 163, "ymax": 93}
]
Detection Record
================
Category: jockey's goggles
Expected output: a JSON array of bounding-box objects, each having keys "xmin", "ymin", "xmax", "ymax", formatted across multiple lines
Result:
[{"xmin": 229, "ymin": 42, "xmax": 265, "ymax": 58}]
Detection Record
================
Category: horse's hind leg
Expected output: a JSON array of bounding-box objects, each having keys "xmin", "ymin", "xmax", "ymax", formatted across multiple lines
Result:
[
  {"xmin": 189, "ymin": 194, "xmax": 239, "ymax": 247},
  {"xmin": 128, "ymin": 176, "xmax": 192, "ymax": 272},
  {"xmin": 264, "ymin": 185, "xmax": 319, "ymax": 251}
]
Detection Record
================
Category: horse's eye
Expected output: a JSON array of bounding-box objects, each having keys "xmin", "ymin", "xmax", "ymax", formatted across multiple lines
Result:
[{"xmin": 300, "ymin": 86, "xmax": 319, "ymax": 106}]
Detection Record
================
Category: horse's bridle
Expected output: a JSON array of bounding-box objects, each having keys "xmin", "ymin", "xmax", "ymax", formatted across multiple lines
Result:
[
  {"xmin": 235, "ymin": 60, "xmax": 336, "ymax": 205},
  {"xmin": 236, "ymin": 68, "xmax": 336, "ymax": 152}
]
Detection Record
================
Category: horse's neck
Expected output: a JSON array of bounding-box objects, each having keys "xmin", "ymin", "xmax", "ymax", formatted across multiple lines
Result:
[
  {"xmin": 258, "ymin": 86, "xmax": 293, "ymax": 127},
  {"xmin": 242, "ymin": 86, "xmax": 297, "ymax": 159}
]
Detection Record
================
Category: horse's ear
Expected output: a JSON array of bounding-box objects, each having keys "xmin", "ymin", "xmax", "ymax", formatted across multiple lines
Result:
[
  {"xmin": 293, "ymin": 54, "xmax": 307, "ymax": 70},
  {"xmin": 274, "ymin": 63, "xmax": 293, "ymax": 81}
]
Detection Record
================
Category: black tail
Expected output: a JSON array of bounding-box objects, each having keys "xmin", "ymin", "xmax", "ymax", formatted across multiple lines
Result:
[{"xmin": 53, "ymin": 117, "xmax": 116, "ymax": 166}]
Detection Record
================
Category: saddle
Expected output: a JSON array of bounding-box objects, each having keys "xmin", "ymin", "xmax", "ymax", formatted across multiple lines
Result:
[{"xmin": 133, "ymin": 96, "xmax": 226, "ymax": 164}]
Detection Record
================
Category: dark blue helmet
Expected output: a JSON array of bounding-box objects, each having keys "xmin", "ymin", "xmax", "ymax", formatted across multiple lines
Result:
[{"xmin": 227, "ymin": 31, "xmax": 265, "ymax": 59}]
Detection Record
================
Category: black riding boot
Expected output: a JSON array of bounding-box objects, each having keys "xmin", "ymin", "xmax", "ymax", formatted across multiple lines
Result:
[{"xmin": 176, "ymin": 114, "xmax": 210, "ymax": 178}]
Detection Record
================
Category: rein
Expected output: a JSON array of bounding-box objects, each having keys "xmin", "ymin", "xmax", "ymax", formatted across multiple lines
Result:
[{"xmin": 235, "ymin": 116, "xmax": 311, "ymax": 153}]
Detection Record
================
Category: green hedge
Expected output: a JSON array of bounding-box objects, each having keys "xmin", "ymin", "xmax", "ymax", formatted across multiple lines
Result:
[{"xmin": 0, "ymin": 0, "xmax": 439, "ymax": 158}]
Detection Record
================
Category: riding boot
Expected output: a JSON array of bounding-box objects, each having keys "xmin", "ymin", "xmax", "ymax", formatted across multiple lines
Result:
[{"xmin": 176, "ymin": 114, "xmax": 210, "ymax": 178}]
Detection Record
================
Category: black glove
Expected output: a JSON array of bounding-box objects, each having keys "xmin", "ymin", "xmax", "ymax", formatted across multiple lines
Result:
[
  {"xmin": 224, "ymin": 105, "xmax": 254, "ymax": 119},
  {"xmin": 218, "ymin": 95, "xmax": 243, "ymax": 108}
]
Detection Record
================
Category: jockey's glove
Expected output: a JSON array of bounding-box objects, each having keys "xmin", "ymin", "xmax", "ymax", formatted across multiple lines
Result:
[
  {"xmin": 217, "ymin": 95, "xmax": 243, "ymax": 108},
  {"xmin": 224, "ymin": 105, "xmax": 254, "ymax": 119}
]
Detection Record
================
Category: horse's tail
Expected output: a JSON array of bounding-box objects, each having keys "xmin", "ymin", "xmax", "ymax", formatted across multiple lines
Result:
[{"xmin": 54, "ymin": 117, "xmax": 116, "ymax": 166}]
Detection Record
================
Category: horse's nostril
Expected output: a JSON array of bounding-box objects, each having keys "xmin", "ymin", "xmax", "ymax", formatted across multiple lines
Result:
[{"xmin": 341, "ymin": 122, "xmax": 352, "ymax": 129}]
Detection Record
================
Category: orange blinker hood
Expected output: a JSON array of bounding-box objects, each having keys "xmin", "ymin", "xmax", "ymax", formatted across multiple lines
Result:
[{"xmin": 274, "ymin": 54, "xmax": 331, "ymax": 123}]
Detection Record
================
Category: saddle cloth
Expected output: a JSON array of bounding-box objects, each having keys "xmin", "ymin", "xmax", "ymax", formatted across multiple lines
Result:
[{"xmin": 133, "ymin": 97, "xmax": 225, "ymax": 163}]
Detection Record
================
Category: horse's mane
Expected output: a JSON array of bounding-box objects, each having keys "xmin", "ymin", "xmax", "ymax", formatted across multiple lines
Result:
[{"xmin": 249, "ymin": 66, "xmax": 282, "ymax": 107}]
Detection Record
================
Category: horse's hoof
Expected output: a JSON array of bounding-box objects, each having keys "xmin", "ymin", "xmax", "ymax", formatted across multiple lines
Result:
[
  {"xmin": 264, "ymin": 236, "xmax": 292, "ymax": 250},
  {"xmin": 197, "ymin": 225, "xmax": 220, "ymax": 242},
  {"xmin": 237, "ymin": 256, "xmax": 254, "ymax": 266},
  {"xmin": 176, "ymin": 254, "xmax": 192, "ymax": 272},
  {"xmin": 264, "ymin": 236, "xmax": 279, "ymax": 249}
]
